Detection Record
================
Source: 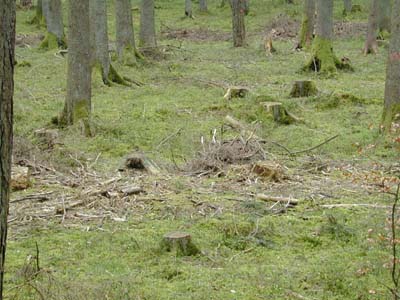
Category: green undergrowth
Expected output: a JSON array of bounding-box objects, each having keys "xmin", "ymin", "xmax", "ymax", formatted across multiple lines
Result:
[{"xmin": 8, "ymin": 0, "xmax": 400, "ymax": 299}]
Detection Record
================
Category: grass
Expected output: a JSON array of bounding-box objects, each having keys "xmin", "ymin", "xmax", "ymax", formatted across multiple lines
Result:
[{"xmin": 7, "ymin": 0, "xmax": 400, "ymax": 299}]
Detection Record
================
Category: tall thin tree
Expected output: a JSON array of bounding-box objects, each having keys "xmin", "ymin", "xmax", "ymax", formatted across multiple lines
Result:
[
  {"xmin": 139, "ymin": 0, "xmax": 157, "ymax": 49},
  {"xmin": 363, "ymin": 0, "xmax": 379, "ymax": 55},
  {"xmin": 40, "ymin": 0, "xmax": 66, "ymax": 49},
  {"xmin": 0, "ymin": 0, "xmax": 16, "ymax": 298},
  {"xmin": 60, "ymin": 0, "xmax": 92, "ymax": 136},
  {"xmin": 382, "ymin": 0, "xmax": 400, "ymax": 131},
  {"xmin": 378, "ymin": 0, "xmax": 391, "ymax": 35},
  {"xmin": 297, "ymin": 0, "xmax": 315, "ymax": 49},
  {"xmin": 231, "ymin": 0, "xmax": 246, "ymax": 47}
]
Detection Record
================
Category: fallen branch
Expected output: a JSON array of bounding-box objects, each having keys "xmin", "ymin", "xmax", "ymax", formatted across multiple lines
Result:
[
  {"xmin": 290, "ymin": 135, "xmax": 339, "ymax": 155},
  {"xmin": 11, "ymin": 192, "xmax": 54, "ymax": 203},
  {"xmin": 320, "ymin": 203, "xmax": 395, "ymax": 209},
  {"xmin": 256, "ymin": 194, "xmax": 299, "ymax": 205}
]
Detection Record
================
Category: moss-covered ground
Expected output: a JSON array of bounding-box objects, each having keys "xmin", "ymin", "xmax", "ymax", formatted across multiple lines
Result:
[{"xmin": 7, "ymin": 0, "xmax": 400, "ymax": 299}]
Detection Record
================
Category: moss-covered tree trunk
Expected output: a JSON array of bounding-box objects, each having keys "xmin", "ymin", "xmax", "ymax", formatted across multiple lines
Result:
[
  {"xmin": 378, "ymin": 0, "xmax": 391, "ymax": 35},
  {"xmin": 29, "ymin": 0, "xmax": 45, "ymax": 26},
  {"xmin": 199, "ymin": 0, "xmax": 207, "ymax": 12},
  {"xmin": 139, "ymin": 0, "xmax": 157, "ymax": 49},
  {"xmin": 0, "ymin": 1, "xmax": 15, "ymax": 297},
  {"xmin": 363, "ymin": 0, "xmax": 378, "ymax": 55},
  {"xmin": 40, "ymin": 0, "xmax": 66, "ymax": 49},
  {"xmin": 60, "ymin": 0, "xmax": 92, "ymax": 136},
  {"xmin": 41, "ymin": 0, "xmax": 50, "ymax": 24},
  {"xmin": 185, "ymin": 0, "xmax": 192, "ymax": 17},
  {"xmin": 90, "ymin": 0, "xmax": 126, "ymax": 86},
  {"xmin": 343, "ymin": 0, "xmax": 352, "ymax": 15},
  {"xmin": 231, "ymin": 0, "xmax": 246, "ymax": 47},
  {"xmin": 382, "ymin": 0, "xmax": 400, "ymax": 131},
  {"xmin": 115, "ymin": 0, "xmax": 141, "ymax": 65},
  {"xmin": 297, "ymin": 0, "xmax": 315, "ymax": 49}
]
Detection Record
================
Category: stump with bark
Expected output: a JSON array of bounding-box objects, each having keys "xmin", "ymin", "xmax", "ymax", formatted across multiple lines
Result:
[
  {"xmin": 11, "ymin": 166, "xmax": 31, "ymax": 191},
  {"xmin": 261, "ymin": 102, "xmax": 301, "ymax": 124},
  {"xmin": 161, "ymin": 232, "xmax": 200, "ymax": 256},
  {"xmin": 290, "ymin": 81, "xmax": 318, "ymax": 97},
  {"xmin": 223, "ymin": 86, "xmax": 250, "ymax": 100}
]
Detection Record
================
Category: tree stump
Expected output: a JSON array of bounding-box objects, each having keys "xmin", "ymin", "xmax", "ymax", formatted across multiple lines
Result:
[
  {"xmin": 34, "ymin": 128, "xmax": 59, "ymax": 148},
  {"xmin": 261, "ymin": 102, "xmax": 301, "ymax": 124},
  {"xmin": 11, "ymin": 166, "xmax": 31, "ymax": 191},
  {"xmin": 161, "ymin": 231, "xmax": 200, "ymax": 256},
  {"xmin": 119, "ymin": 152, "xmax": 160, "ymax": 175},
  {"xmin": 289, "ymin": 81, "xmax": 317, "ymax": 98},
  {"xmin": 223, "ymin": 86, "xmax": 249, "ymax": 100}
]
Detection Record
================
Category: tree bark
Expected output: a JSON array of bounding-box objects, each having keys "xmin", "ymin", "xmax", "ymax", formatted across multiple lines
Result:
[
  {"xmin": 231, "ymin": 0, "xmax": 246, "ymax": 47},
  {"xmin": 363, "ymin": 0, "xmax": 378, "ymax": 55},
  {"xmin": 139, "ymin": 0, "xmax": 157, "ymax": 49},
  {"xmin": 29, "ymin": 0, "xmax": 44, "ymax": 25},
  {"xmin": 40, "ymin": 0, "xmax": 65, "ymax": 49},
  {"xmin": 185, "ymin": 0, "xmax": 192, "ymax": 17},
  {"xmin": 382, "ymin": 0, "xmax": 400, "ymax": 131},
  {"xmin": 0, "ymin": 1, "xmax": 15, "ymax": 298},
  {"xmin": 199, "ymin": 0, "xmax": 207, "ymax": 12},
  {"xmin": 90, "ymin": 0, "xmax": 126, "ymax": 86},
  {"xmin": 343, "ymin": 0, "xmax": 352, "ymax": 15},
  {"xmin": 378, "ymin": 0, "xmax": 391, "ymax": 35},
  {"xmin": 60, "ymin": 0, "xmax": 92, "ymax": 136},
  {"xmin": 297, "ymin": 0, "xmax": 315, "ymax": 49},
  {"xmin": 115, "ymin": 0, "xmax": 140, "ymax": 65},
  {"xmin": 41, "ymin": 0, "xmax": 50, "ymax": 24}
]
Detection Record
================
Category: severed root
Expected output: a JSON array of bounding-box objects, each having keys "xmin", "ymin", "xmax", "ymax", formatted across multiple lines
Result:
[
  {"xmin": 161, "ymin": 231, "xmax": 200, "ymax": 256},
  {"xmin": 223, "ymin": 86, "xmax": 250, "ymax": 100}
]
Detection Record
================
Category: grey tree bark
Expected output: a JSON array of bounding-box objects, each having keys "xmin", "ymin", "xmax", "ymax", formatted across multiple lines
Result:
[
  {"xmin": 185, "ymin": 0, "xmax": 192, "ymax": 17},
  {"xmin": 139, "ymin": 0, "xmax": 157, "ymax": 49},
  {"xmin": 199, "ymin": 0, "xmax": 207, "ymax": 12},
  {"xmin": 363, "ymin": 0, "xmax": 378, "ymax": 55},
  {"xmin": 231, "ymin": 0, "xmax": 246, "ymax": 47},
  {"xmin": 90, "ymin": 0, "xmax": 125, "ymax": 85},
  {"xmin": 115, "ymin": 0, "xmax": 140, "ymax": 65},
  {"xmin": 0, "ymin": 1, "xmax": 15, "ymax": 298},
  {"xmin": 297, "ymin": 0, "xmax": 315, "ymax": 49},
  {"xmin": 42, "ymin": 0, "xmax": 50, "ymax": 24},
  {"xmin": 382, "ymin": 0, "xmax": 400, "ymax": 131},
  {"xmin": 378, "ymin": 0, "xmax": 391, "ymax": 35},
  {"xmin": 343, "ymin": 0, "xmax": 352, "ymax": 14},
  {"xmin": 60, "ymin": 0, "xmax": 92, "ymax": 136},
  {"xmin": 40, "ymin": 0, "xmax": 65, "ymax": 49}
]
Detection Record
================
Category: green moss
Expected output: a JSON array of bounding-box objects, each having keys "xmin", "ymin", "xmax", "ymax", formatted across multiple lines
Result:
[
  {"xmin": 382, "ymin": 102, "xmax": 400, "ymax": 132},
  {"xmin": 298, "ymin": 16, "xmax": 310, "ymax": 49},
  {"xmin": 306, "ymin": 36, "xmax": 337, "ymax": 74},
  {"xmin": 39, "ymin": 32, "xmax": 66, "ymax": 50},
  {"xmin": 73, "ymin": 99, "xmax": 92, "ymax": 137}
]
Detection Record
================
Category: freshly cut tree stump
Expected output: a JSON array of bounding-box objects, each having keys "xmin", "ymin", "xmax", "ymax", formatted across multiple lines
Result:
[
  {"xmin": 261, "ymin": 102, "xmax": 301, "ymax": 124},
  {"xmin": 161, "ymin": 231, "xmax": 200, "ymax": 256},
  {"xmin": 289, "ymin": 81, "xmax": 317, "ymax": 97},
  {"xmin": 11, "ymin": 166, "xmax": 31, "ymax": 191},
  {"xmin": 223, "ymin": 86, "xmax": 250, "ymax": 100}
]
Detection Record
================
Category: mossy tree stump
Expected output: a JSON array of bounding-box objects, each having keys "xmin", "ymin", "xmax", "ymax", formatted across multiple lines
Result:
[
  {"xmin": 261, "ymin": 102, "xmax": 301, "ymax": 124},
  {"xmin": 290, "ymin": 81, "xmax": 318, "ymax": 97},
  {"xmin": 161, "ymin": 232, "xmax": 200, "ymax": 256}
]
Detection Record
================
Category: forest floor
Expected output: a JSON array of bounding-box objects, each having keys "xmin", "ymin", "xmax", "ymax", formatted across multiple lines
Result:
[{"xmin": 6, "ymin": 0, "xmax": 400, "ymax": 299}]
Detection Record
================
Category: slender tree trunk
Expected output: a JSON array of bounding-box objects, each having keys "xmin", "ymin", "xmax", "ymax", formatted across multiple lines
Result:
[
  {"xmin": 363, "ymin": 0, "xmax": 378, "ymax": 55},
  {"xmin": 199, "ymin": 0, "xmax": 207, "ymax": 12},
  {"xmin": 382, "ymin": 0, "xmax": 400, "ymax": 131},
  {"xmin": 90, "ymin": 0, "xmax": 126, "ymax": 86},
  {"xmin": 0, "ymin": 1, "xmax": 15, "ymax": 298},
  {"xmin": 139, "ymin": 0, "xmax": 157, "ymax": 49},
  {"xmin": 343, "ymin": 0, "xmax": 352, "ymax": 15},
  {"xmin": 42, "ymin": 0, "xmax": 50, "ymax": 24},
  {"xmin": 60, "ymin": 0, "xmax": 92, "ymax": 136},
  {"xmin": 40, "ymin": 0, "xmax": 66, "ymax": 49},
  {"xmin": 185, "ymin": 0, "xmax": 192, "ymax": 17},
  {"xmin": 115, "ymin": 0, "xmax": 140, "ymax": 65},
  {"xmin": 378, "ymin": 0, "xmax": 391, "ymax": 35},
  {"xmin": 29, "ymin": 0, "xmax": 45, "ymax": 25},
  {"xmin": 231, "ymin": 0, "xmax": 246, "ymax": 47},
  {"xmin": 297, "ymin": 0, "xmax": 315, "ymax": 49}
]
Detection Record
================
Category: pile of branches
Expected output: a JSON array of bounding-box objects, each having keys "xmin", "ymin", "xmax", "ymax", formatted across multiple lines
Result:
[{"xmin": 187, "ymin": 137, "xmax": 266, "ymax": 176}]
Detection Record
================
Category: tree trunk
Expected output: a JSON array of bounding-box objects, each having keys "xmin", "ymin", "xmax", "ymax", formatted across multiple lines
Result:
[
  {"xmin": 297, "ymin": 0, "xmax": 315, "ymax": 49},
  {"xmin": 40, "ymin": 0, "xmax": 65, "ymax": 49},
  {"xmin": 185, "ymin": 0, "xmax": 192, "ymax": 17},
  {"xmin": 115, "ymin": 0, "xmax": 140, "ymax": 65},
  {"xmin": 19, "ymin": 0, "xmax": 32, "ymax": 8},
  {"xmin": 139, "ymin": 0, "xmax": 157, "ymax": 49},
  {"xmin": 363, "ymin": 0, "xmax": 378, "ymax": 55},
  {"xmin": 305, "ymin": 0, "xmax": 341, "ymax": 73},
  {"xmin": 29, "ymin": 0, "xmax": 44, "ymax": 25},
  {"xmin": 90, "ymin": 0, "xmax": 126, "ymax": 86},
  {"xmin": 199, "ymin": 0, "xmax": 207, "ymax": 12},
  {"xmin": 60, "ymin": 0, "xmax": 92, "ymax": 136},
  {"xmin": 0, "ymin": 1, "xmax": 15, "ymax": 298},
  {"xmin": 382, "ymin": 0, "xmax": 400, "ymax": 131},
  {"xmin": 41, "ymin": 0, "xmax": 50, "ymax": 24},
  {"xmin": 343, "ymin": 0, "xmax": 352, "ymax": 15},
  {"xmin": 231, "ymin": 0, "xmax": 246, "ymax": 47},
  {"xmin": 378, "ymin": 0, "xmax": 391, "ymax": 35}
]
